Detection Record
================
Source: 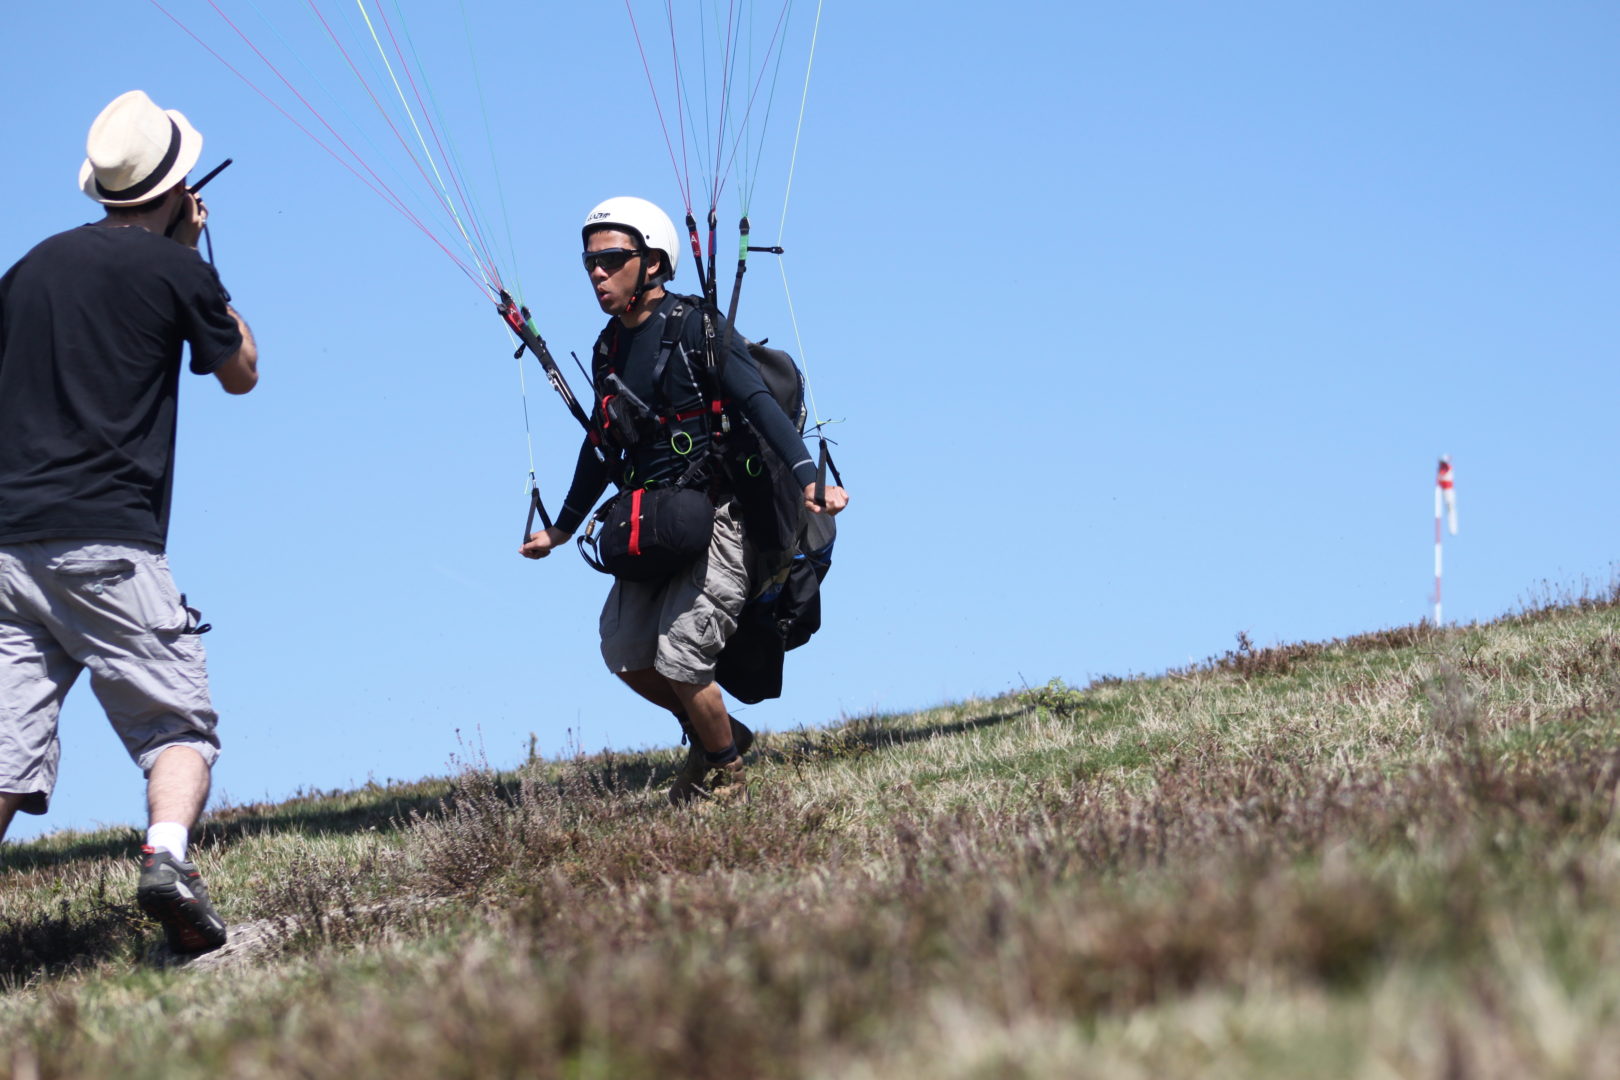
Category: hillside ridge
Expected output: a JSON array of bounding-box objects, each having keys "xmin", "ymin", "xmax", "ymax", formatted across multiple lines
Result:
[{"xmin": 3, "ymin": 590, "xmax": 1618, "ymax": 1078}]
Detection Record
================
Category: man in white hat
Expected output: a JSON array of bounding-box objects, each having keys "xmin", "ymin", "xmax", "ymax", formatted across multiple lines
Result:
[{"xmin": 0, "ymin": 90, "xmax": 259, "ymax": 953}]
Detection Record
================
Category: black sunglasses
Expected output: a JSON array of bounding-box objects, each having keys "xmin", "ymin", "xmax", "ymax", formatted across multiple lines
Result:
[{"xmin": 582, "ymin": 248, "xmax": 642, "ymax": 274}]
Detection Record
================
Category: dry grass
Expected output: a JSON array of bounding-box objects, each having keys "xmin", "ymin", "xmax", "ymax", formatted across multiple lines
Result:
[{"xmin": 1, "ymin": 592, "xmax": 1618, "ymax": 1078}]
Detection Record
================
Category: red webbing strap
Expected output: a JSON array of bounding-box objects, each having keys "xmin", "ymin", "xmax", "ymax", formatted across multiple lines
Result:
[{"xmin": 628, "ymin": 488, "xmax": 644, "ymax": 556}]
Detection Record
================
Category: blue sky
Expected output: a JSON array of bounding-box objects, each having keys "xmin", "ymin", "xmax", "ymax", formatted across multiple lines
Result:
[{"xmin": 2, "ymin": 2, "xmax": 1616, "ymax": 841}]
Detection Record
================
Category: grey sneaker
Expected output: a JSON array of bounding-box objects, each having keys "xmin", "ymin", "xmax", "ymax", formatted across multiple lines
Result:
[
  {"xmin": 668, "ymin": 719, "xmax": 755, "ymax": 806},
  {"xmin": 136, "ymin": 846, "xmax": 227, "ymax": 954}
]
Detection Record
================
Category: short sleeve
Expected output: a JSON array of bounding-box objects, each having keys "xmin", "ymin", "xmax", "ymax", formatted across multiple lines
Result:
[{"xmin": 175, "ymin": 260, "xmax": 242, "ymax": 375}]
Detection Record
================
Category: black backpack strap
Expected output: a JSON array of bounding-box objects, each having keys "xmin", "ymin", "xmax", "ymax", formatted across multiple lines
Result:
[
  {"xmin": 592, "ymin": 323, "xmax": 613, "ymax": 371},
  {"xmin": 590, "ymin": 322, "xmax": 616, "ymax": 420},
  {"xmin": 653, "ymin": 294, "xmax": 728, "ymax": 428},
  {"xmin": 708, "ymin": 306, "xmax": 730, "ymax": 395},
  {"xmin": 650, "ymin": 296, "xmax": 688, "ymax": 392}
]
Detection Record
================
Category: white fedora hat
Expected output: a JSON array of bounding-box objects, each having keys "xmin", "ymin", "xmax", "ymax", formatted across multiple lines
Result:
[{"xmin": 78, "ymin": 90, "xmax": 203, "ymax": 206}]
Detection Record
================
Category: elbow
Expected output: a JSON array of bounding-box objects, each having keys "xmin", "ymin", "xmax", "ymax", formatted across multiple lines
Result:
[{"xmin": 217, "ymin": 348, "xmax": 260, "ymax": 394}]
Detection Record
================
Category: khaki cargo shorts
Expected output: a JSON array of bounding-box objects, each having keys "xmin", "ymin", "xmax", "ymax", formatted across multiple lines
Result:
[
  {"xmin": 0, "ymin": 540, "xmax": 219, "ymax": 815},
  {"xmin": 599, "ymin": 500, "xmax": 754, "ymax": 685}
]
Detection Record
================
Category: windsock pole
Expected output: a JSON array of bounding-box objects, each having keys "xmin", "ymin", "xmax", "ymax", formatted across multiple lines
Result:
[{"xmin": 1433, "ymin": 456, "xmax": 1457, "ymax": 625}]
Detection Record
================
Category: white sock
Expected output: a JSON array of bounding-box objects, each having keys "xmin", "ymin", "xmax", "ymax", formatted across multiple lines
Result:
[{"xmin": 146, "ymin": 821, "xmax": 189, "ymax": 861}]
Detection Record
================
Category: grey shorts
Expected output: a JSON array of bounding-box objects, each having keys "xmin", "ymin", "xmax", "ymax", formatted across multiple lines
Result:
[
  {"xmin": 0, "ymin": 540, "xmax": 219, "ymax": 815},
  {"xmin": 599, "ymin": 500, "xmax": 754, "ymax": 685}
]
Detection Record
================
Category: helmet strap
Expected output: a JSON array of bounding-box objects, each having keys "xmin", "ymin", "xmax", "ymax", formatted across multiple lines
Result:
[
  {"xmin": 626, "ymin": 255, "xmax": 649, "ymax": 313},
  {"xmin": 625, "ymin": 246, "xmax": 667, "ymax": 315}
]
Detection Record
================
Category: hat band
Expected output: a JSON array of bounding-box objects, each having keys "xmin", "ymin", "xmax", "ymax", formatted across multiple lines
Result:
[{"xmin": 94, "ymin": 118, "xmax": 182, "ymax": 202}]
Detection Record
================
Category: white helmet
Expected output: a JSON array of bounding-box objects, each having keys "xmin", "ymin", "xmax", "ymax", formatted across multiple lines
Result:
[{"xmin": 582, "ymin": 196, "xmax": 680, "ymax": 283}]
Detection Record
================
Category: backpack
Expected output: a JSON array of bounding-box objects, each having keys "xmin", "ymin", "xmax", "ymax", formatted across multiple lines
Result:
[
  {"xmin": 715, "ymin": 498, "xmax": 835, "ymax": 703},
  {"xmin": 643, "ymin": 295, "xmax": 841, "ymax": 703}
]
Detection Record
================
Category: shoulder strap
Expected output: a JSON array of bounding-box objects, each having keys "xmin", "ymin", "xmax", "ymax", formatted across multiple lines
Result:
[
  {"xmin": 597, "ymin": 291, "xmax": 690, "ymax": 388},
  {"xmin": 590, "ymin": 321, "xmax": 617, "ymax": 387},
  {"xmin": 651, "ymin": 295, "xmax": 691, "ymax": 391},
  {"xmin": 706, "ymin": 303, "xmax": 731, "ymax": 395},
  {"xmin": 652, "ymin": 293, "xmax": 726, "ymax": 416}
]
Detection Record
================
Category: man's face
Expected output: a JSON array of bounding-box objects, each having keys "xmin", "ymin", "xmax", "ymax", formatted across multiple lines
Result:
[{"xmin": 584, "ymin": 229, "xmax": 646, "ymax": 316}]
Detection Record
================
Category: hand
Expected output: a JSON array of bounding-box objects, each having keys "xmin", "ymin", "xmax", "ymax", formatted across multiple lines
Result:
[
  {"xmin": 171, "ymin": 191, "xmax": 207, "ymax": 249},
  {"xmin": 803, "ymin": 484, "xmax": 848, "ymax": 516},
  {"xmin": 519, "ymin": 526, "xmax": 570, "ymax": 560}
]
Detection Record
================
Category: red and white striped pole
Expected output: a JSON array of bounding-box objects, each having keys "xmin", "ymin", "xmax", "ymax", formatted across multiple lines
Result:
[{"xmin": 1433, "ymin": 456, "xmax": 1457, "ymax": 625}]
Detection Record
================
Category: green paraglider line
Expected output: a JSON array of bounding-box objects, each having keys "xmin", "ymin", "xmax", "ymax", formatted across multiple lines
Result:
[
  {"xmin": 149, "ymin": 0, "xmax": 490, "ymax": 297},
  {"xmin": 299, "ymin": 0, "xmax": 501, "ymax": 290},
  {"xmin": 353, "ymin": 0, "xmax": 504, "ymax": 293},
  {"xmin": 232, "ymin": 0, "xmax": 463, "ymax": 250},
  {"xmin": 384, "ymin": 0, "xmax": 510, "ymax": 290},
  {"xmin": 459, "ymin": 0, "xmax": 526, "ymax": 303}
]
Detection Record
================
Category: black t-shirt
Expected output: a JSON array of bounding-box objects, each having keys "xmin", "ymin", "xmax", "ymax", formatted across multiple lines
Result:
[
  {"xmin": 0, "ymin": 225, "xmax": 242, "ymax": 547},
  {"xmin": 555, "ymin": 293, "xmax": 817, "ymax": 534}
]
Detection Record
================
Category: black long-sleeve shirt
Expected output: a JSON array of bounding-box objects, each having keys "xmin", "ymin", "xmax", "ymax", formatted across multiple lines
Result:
[{"xmin": 554, "ymin": 292, "xmax": 816, "ymax": 534}]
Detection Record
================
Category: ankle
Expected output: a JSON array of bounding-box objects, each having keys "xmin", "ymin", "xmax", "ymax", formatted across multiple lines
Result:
[
  {"xmin": 145, "ymin": 821, "xmax": 190, "ymax": 861},
  {"xmin": 703, "ymin": 742, "xmax": 740, "ymax": 766}
]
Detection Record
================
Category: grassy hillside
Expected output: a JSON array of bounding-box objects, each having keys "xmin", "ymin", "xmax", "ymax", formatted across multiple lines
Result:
[{"xmin": 3, "ymin": 592, "xmax": 1619, "ymax": 1079}]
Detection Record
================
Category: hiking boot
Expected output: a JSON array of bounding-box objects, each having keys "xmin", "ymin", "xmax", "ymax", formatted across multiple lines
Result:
[
  {"xmin": 668, "ymin": 720, "xmax": 754, "ymax": 806},
  {"xmin": 669, "ymin": 745, "xmax": 713, "ymax": 806},
  {"xmin": 707, "ymin": 757, "xmax": 748, "ymax": 802},
  {"xmin": 676, "ymin": 715, "xmax": 754, "ymax": 756},
  {"xmin": 136, "ymin": 846, "xmax": 227, "ymax": 954}
]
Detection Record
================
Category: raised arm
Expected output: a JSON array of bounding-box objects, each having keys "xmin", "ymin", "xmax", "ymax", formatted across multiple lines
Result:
[{"xmin": 213, "ymin": 307, "xmax": 258, "ymax": 395}]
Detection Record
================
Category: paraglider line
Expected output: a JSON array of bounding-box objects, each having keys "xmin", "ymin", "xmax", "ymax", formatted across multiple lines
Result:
[
  {"xmin": 149, "ymin": 0, "xmax": 489, "ymax": 297},
  {"xmin": 626, "ymin": 0, "xmax": 693, "ymax": 211},
  {"xmin": 366, "ymin": 0, "xmax": 505, "ymax": 292},
  {"xmin": 350, "ymin": 0, "xmax": 501, "ymax": 291}
]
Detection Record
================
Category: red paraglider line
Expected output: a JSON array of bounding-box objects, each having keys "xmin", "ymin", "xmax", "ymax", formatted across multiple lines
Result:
[
  {"xmin": 625, "ymin": 0, "xmax": 693, "ymax": 213},
  {"xmin": 367, "ymin": 0, "xmax": 506, "ymax": 292},
  {"xmin": 303, "ymin": 0, "xmax": 501, "ymax": 290},
  {"xmin": 713, "ymin": 0, "xmax": 795, "ymax": 206},
  {"xmin": 147, "ymin": 0, "xmax": 489, "ymax": 296}
]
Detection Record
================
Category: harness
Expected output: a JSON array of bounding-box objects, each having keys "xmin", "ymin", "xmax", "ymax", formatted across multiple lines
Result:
[
  {"xmin": 592, "ymin": 295, "xmax": 730, "ymax": 492},
  {"xmin": 580, "ymin": 291, "xmax": 842, "ymax": 575}
]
